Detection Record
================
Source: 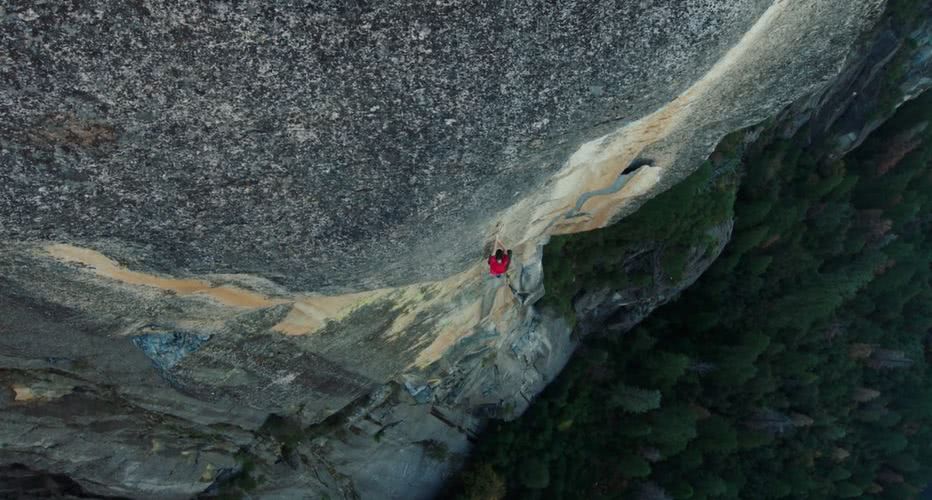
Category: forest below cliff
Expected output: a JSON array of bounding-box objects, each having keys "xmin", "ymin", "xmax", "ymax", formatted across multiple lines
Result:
[{"xmin": 451, "ymin": 72, "xmax": 932, "ymax": 500}]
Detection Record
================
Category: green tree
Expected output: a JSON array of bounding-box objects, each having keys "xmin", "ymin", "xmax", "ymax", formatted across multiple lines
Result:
[
  {"xmin": 608, "ymin": 384, "xmax": 662, "ymax": 414},
  {"xmin": 693, "ymin": 415, "xmax": 738, "ymax": 454},
  {"xmin": 618, "ymin": 453, "xmax": 652, "ymax": 478},
  {"xmin": 649, "ymin": 405, "xmax": 698, "ymax": 455},
  {"xmin": 452, "ymin": 71, "xmax": 932, "ymax": 500},
  {"xmin": 640, "ymin": 351, "xmax": 691, "ymax": 390},
  {"xmin": 518, "ymin": 457, "xmax": 550, "ymax": 489},
  {"xmin": 457, "ymin": 463, "xmax": 506, "ymax": 500},
  {"xmin": 835, "ymin": 482, "xmax": 863, "ymax": 498}
]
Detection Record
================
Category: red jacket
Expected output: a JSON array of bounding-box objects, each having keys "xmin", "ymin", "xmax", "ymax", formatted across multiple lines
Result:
[{"xmin": 488, "ymin": 253, "xmax": 510, "ymax": 275}]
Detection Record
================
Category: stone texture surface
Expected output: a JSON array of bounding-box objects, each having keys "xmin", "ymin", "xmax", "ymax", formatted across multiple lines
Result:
[
  {"xmin": 0, "ymin": 0, "xmax": 912, "ymax": 498},
  {"xmin": 573, "ymin": 218, "xmax": 735, "ymax": 337},
  {"xmin": 780, "ymin": 3, "xmax": 932, "ymax": 156},
  {"xmin": 0, "ymin": 0, "xmax": 771, "ymax": 292}
]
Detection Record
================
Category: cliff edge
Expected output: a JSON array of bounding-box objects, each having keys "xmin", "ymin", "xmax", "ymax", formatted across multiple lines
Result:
[{"xmin": 0, "ymin": 1, "xmax": 904, "ymax": 498}]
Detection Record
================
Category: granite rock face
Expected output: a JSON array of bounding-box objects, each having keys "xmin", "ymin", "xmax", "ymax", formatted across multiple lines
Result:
[
  {"xmin": 1, "ymin": 0, "xmax": 773, "ymax": 292},
  {"xmin": 780, "ymin": 2, "xmax": 932, "ymax": 157},
  {"xmin": 0, "ymin": 1, "xmax": 902, "ymax": 498},
  {"xmin": 573, "ymin": 218, "xmax": 735, "ymax": 338}
]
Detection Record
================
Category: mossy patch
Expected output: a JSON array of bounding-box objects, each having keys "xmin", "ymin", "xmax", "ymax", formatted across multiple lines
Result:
[{"xmin": 539, "ymin": 132, "xmax": 743, "ymax": 324}]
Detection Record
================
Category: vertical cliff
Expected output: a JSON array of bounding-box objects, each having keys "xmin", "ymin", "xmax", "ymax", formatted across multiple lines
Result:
[{"xmin": 0, "ymin": 0, "xmax": 912, "ymax": 498}]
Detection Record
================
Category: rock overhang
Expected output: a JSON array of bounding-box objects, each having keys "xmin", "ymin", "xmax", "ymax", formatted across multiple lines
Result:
[{"xmin": 0, "ymin": 0, "xmax": 773, "ymax": 292}]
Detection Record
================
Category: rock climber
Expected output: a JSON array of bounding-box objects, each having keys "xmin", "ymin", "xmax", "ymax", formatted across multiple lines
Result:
[{"xmin": 488, "ymin": 240, "xmax": 512, "ymax": 278}]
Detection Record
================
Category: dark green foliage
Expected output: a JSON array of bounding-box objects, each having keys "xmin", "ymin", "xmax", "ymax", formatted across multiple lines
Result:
[
  {"xmin": 693, "ymin": 415, "xmax": 738, "ymax": 455},
  {"xmin": 258, "ymin": 414, "xmax": 305, "ymax": 451},
  {"xmin": 456, "ymin": 463, "xmax": 507, "ymax": 500},
  {"xmin": 419, "ymin": 439, "xmax": 451, "ymax": 462},
  {"xmin": 453, "ymin": 88, "xmax": 932, "ymax": 499},
  {"xmin": 874, "ymin": 0, "xmax": 926, "ymax": 118},
  {"xmin": 640, "ymin": 351, "xmax": 690, "ymax": 391},
  {"xmin": 608, "ymin": 384, "xmax": 662, "ymax": 414},
  {"xmin": 695, "ymin": 474, "xmax": 729, "ymax": 498},
  {"xmin": 668, "ymin": 480, "xmax": 694, "ymax": 499},
  {"xmin": 889, "ymin": 454, "xmax": 921, "ymax": 473},
  {"xmin": 539, "ymin": 141, "xmax": 740, "ymax": 324},
  {"xmin": 835, "ymin": 482, "xmax": 863, "ymax": 498},
  {"xmin": 730, "ymin": 224, "xmax": 770, "ymax": 254},
  {"xmin": 214, "ymin": 449, "xmax": 263, "ymax": 498},
  {"xmin": 649, "ymin": 404, "xmax": 698, "ymax": 456},
  {"xmin": 661, "ymin": 247, "xmax": 690, "ymax": 283},
  {"xmin": 829, "ymin": 466, "xmax": 853, "ymax": 481},
  {"xmin": 617, "ymin": 453, "xmax": 651, "ymax": 478},
  {"xmin": 620, "ymin": 421, "xmax": 653, "ymax": 438},
  {"xmin": 518, "ymin": 457, "xmax": 550, "ymax": 489},
  {"xmin": 744, "ymin": 254, "xmax": 773, "ymax": 276}
]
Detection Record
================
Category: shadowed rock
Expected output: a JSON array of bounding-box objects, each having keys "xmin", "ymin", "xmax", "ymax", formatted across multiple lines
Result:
[{"xmin": 0, "ymin": 0, "xmax": 909, "ymax": 498}]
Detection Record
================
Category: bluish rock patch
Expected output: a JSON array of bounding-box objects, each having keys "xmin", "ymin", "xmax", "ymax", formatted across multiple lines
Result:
[{"xmin": 131, "ymin": 331, "xmax": 211, "ymax": 374}]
